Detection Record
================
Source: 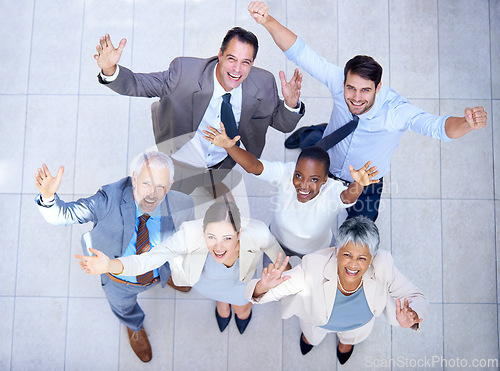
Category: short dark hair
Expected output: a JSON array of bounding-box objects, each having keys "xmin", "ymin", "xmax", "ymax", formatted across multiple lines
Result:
[
  {"xmin": 220, "ymin": 27, "xmax": 259, "ymax": 61},
  {"xmin": 344, "ymin": 55, "xmax": 383, "ymax": 87},
  {"xmin": 297, "ymin": 146, "xmax": 330, "ymax": 176},
  {"xmin": 203, "ymin": 201, "xmax": 241, "ymax": 232}
]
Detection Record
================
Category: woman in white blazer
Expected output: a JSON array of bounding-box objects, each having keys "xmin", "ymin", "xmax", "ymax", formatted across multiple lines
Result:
[
  {"xmin": 77, "ymin": 201, "xmax": 284, "ymax": 334},
  {"xmin": 245, "ymin": 216, "xmax": 428, "ymax": 364}
]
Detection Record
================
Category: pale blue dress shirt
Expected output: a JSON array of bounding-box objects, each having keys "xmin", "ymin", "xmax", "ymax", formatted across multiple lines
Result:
[
  {"xmin": 114, "ymin": 203, "xmax": 163, "ymax": 283},
  {"xmin": 284, "ymin": 37, "xmax": 452, "ymax": 182},
  {"xmin": 320, "ymin": 287, "xmax": 373, "ymax": 332}
]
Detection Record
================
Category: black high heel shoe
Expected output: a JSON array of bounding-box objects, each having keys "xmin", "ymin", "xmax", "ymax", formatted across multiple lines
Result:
[
  {"xmin": 336, "ymin": 344, "xmax": 354, "ymax": 364},
  {"xmin": 299, "ymin": 333, "xmax": 313, "ymax": 355},
  {"xmin": 215, "ymin": 307, "xmax": 231, "ymax": 332},
  {"xmin": 235, "ymin": 310, "xmax": 252, "ymax": 334}
]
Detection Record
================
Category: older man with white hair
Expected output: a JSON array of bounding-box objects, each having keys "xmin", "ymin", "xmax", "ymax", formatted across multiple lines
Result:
[{"xmin": 34, "ymin": 151, "xmax": 194, "ymax": 363}]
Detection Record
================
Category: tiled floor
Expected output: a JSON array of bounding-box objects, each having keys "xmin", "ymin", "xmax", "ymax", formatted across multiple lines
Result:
[{"xmin": 1, "ymin": 0, "xmax": 499, "ymax": 370}]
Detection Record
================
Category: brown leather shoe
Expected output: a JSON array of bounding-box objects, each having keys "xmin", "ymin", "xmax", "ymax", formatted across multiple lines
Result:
[
  {"xmin": 127, "ymin": 327, "xmax": 152, "ymax": 362},
  {"xmin": 167, "ymin": 275, "xmax": 191, "ymax": 292}
]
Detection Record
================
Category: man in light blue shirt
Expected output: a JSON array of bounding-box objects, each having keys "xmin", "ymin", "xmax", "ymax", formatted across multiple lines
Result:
[
  {"xmin": 34, "ymin": 151, "xmax": 194, "ymax": 362},
  {"xmin": 248, "ymin": 1, "xmax": 488, "ymax": 221}
]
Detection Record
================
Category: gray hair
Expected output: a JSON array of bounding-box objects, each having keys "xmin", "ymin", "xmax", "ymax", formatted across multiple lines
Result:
[
  {"xmin": 336, "ymin": 216, "xmax": 379, "ymax": 256},
  {"xmin": 131, "ymin": 151, "xmax": 175, "ymax": 185}
]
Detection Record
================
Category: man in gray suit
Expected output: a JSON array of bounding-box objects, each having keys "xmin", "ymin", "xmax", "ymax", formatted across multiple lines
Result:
[
  {"xmin": 35, "ymin": 151, "xmax": 194, "ymax": 363},
  {"xmin": 94, "ymin": 27, "xmax": 304, "ymax": 196}
]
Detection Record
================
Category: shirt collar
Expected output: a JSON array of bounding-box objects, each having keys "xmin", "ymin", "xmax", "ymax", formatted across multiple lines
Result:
[
  {"xmin": 359, "ymin": 86, "xmax": 386, "ymax": 120},
  {"xmin": 134, "ymin": 200, "xmax": 162, "ymax": 219},
  {"xmin": 212, "ymin": 63, "xmax": 242, "ymax": 99}
]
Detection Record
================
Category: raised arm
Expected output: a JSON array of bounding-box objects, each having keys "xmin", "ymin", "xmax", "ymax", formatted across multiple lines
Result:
[
  {"xmin": 340, "ymin": 161, "xmax": 379, "ymax": 204},
  {"xmin": 248, "ymin": 2, "xmax": 297, "ymax": 52},
  {"xmin": 253, "ymin": 253, "xmax": 291, "ymax": 298},
  {"xmin": 203, "ymin": 122, "xmax": 264, "ymax": 175},
  {"xmin": 444, "ymin": 106, "xmax": 487, "ymax": 139},
  {"xmin": 94, "ymin": 33, "xmax": 127, "ymax": 76},
  {"xmin": 35, "ymin": 163, "xmax": 64, "ymax": 201}
]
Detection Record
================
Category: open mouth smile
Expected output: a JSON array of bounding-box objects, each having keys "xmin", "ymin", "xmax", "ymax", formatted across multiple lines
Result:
[
  {"xmin": 296, "ymin": 188, "xmax": 311, "ymax": 200},
  {"xmin": 228, "ymin": 72, "xmax": 242, "ymax": 81},
  {"xmin": 345, "ymin": 267, "xmax": 359, "ymax": 276},
  {"xmin": 213, "ymin": 251, "xmax": 227, "ymax": 259}
]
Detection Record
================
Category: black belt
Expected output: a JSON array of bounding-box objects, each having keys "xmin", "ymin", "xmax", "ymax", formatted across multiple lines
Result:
[{"xmin": 328, "ymin": 172, "xmax": 351, "ymax": 187}]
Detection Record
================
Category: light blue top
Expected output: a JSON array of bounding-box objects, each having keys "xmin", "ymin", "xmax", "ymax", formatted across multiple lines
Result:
[
  {"xmin": 192, "ymin": 253, "xmax": 250, "ymax": 306},
  {"xmin": 115, "ymin": 204, "xmax": 163, "ymax": 283},
  {"xmin": 284, "ymin": 37, "xmax": 452, "ymax": 182},
  {"xmin": 320, "ymin": 287, "xmax": 374, "ymax": 332}
]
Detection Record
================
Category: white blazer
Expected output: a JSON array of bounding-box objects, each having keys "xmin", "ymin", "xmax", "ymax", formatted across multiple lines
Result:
[
  {"xmin": 119, "ymin": 218, "xmax": 284, "ymax": 286},
  {"xmin": 245, "ymin": 248, "xmax": 428, "ymax": 329}
]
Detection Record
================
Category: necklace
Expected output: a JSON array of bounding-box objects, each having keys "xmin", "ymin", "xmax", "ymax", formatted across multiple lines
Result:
[{"xmin": 337, "ymin": 275, "xmax": 363, "ymax": 294}]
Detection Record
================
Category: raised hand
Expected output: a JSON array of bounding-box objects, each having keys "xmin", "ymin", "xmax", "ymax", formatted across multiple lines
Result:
[
  {"xmin": 258, "ymin": 253, "xmax": 291, "ymax": 292},
  {"xmin": 248, "ymin": 1, "xmax": 270, "ymax": 24},
  {"xmin": 74, "ymin": 247, "xmax": 112, "ymax": 275},
  {"xmin": 464, "ymin": 106, "xmax": 487, "ymax": 130},
  {"xmin": 396, "ymin": 298, "xmax": 423, "ymax": 328},
  {"xmin": 94, "ymin": 34, "xmax": 127, "ymax": 76},
  {"xmin": 349, "ymin": 161, "xmax": 379, "ymax": 187},
  {"xmin": 202, "ymin": 122, "xmax": 241, "ymax": 149},
  {"xmin": 35, "ymin": 164, "xmax": 64, "ymax": 201},
  {"xmin": 281, "ymin": 68, "xmax": 302, "ymax": 109}
]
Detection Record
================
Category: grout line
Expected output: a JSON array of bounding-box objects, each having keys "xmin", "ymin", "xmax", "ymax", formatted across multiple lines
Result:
[
  {"xmin": 10, "ymin": 0, "xmax": 38, "ymax": 368},
  {"xmin": 386, "ymin": 1, "xmax": 394, "ymax": 368},
  {"xmin": 62, "ymin": 0, "xmax": 88, "ymax": 368},
  {"xmin": 436, "ymin": 0, "xmax": 446, "ymax": 363},
  {"xmin": 487, "ymin": 0, "xmax": 500, "ymax": 361}
]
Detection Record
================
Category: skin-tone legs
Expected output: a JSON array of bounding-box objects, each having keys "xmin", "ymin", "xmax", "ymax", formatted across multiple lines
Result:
[
  {"xmin": 301, "ymin": 334, "xmax": 353, "ymax": 354},
  {"xmin": 338, "ymin": 341, "xmax": 353, "ymax": 353},
  {"xmin": 216, "ymin": 301, "xmax": 253, "ymax": 319}
]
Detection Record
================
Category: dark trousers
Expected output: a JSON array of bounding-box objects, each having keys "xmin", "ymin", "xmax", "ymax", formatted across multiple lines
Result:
[{"xmin": 346, "ymin": 178, "xmax": 384, "ymax": 222}]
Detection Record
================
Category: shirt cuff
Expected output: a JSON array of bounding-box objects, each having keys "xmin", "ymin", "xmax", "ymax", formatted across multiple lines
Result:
[
  {"xmin": 39, "ymin": 194, "xmax": 56, "ymax": 206},
  {"xmin": 284, "ymin": 100, "xmax": 302, "ymax": 113},
  {"xmin": 100, "ymin": 65, "xmax": 120, "ymax": 82}
]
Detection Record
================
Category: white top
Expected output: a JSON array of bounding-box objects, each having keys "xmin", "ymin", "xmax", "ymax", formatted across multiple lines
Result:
[{"xmin": 258, "ymin": 160, "xmax": 353, "ymax": 255}]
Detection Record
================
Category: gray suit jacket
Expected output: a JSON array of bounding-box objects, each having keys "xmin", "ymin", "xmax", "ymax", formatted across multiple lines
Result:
[
  {"xmin": 99, "ymin": 57, "xmax": 304, "ymax": 160},
  {"xmin": 35, "ymin": 177, "xmax": 194, "ymax": 286}
]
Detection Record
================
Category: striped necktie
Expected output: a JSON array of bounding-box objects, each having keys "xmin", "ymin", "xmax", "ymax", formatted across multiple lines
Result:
[
  {"xmin": 136, "ymin": 214, "xmax": 155, "ymax": 285},
  {"xmin": 316, "ymin": 115, "xmax": 359, "ymax": 150}
]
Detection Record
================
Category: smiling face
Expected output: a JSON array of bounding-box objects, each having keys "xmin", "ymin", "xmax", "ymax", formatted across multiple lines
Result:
[
  {"xmin": 132, "ymin": 165, "xmax": 171, "ymax": 214},
  {"xmin": 293, "ymin": 157, "xmax": 328, "ymax": 203},
  {"xmin": 336, "ymin": 241, "xmax": 373, "ymax": 289},
  {"xmin": 216, "ymin": 37, "xmax": 255, "ymax": 92},
  {"xmin": 343, "ymin": 71, "xmax": 381, "ymax": 115},
  {"xmin": 204, "ymin": 220, "xmax": 241, "ymax": 267}
]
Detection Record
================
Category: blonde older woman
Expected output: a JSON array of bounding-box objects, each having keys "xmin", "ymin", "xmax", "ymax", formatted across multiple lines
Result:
[
  {"xmin": 76, "ymin": 201, "xmax": 284, "ymax": 334},
  {"xmin": 245, "ymin": 216, "xmax": 428, "ymax": 364}
]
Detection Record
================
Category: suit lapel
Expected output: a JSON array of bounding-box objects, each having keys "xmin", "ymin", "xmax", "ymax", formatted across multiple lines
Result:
[
  {"xmin": 192, "ymin": 58, "xmax": 218, "ymax": 131},
  {"xmin": 238, "ymin": 230, "xmax": 256, "ymax": 282},
  {"xmin": 239, "ymin": 74, "xmax": 260, "ymax": 143},
  {"xmin": 362, "ymin": 264, "xmax": 377, "ymax": 311},
  {"xmin": 322, "ymin": 253, "xmax": 338, "ymax": 322},
  {"xmin": 120, "ymin": 185, "xmax": 136, "ymax": 254}
]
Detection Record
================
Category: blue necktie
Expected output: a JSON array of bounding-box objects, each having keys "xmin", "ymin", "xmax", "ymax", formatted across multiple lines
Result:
[
  {"xmin": 316, "ymin": 115, "xmax": 359, "ymax": 150},
  {"xmin": 221, "ymin": 93, "xmax": 240, "ymax": 146}
]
